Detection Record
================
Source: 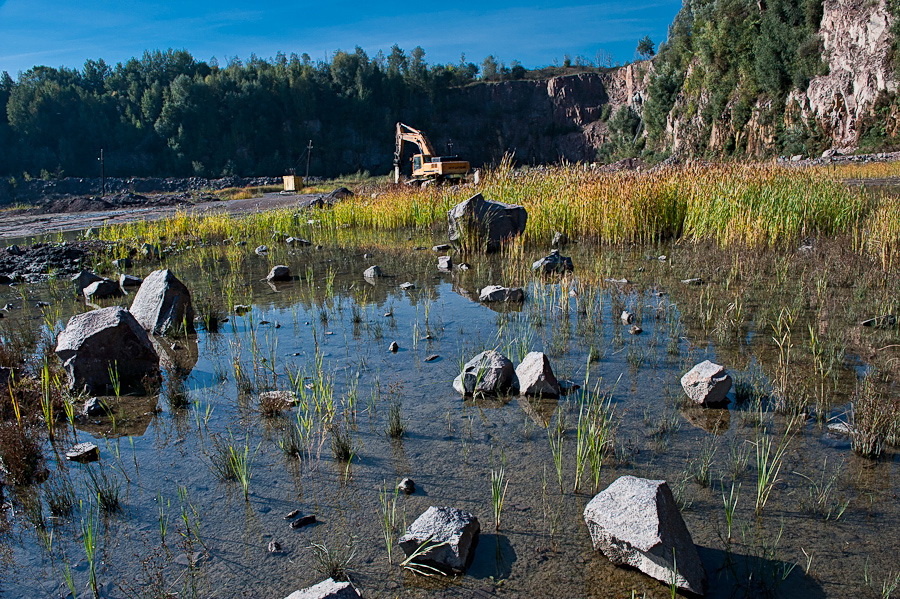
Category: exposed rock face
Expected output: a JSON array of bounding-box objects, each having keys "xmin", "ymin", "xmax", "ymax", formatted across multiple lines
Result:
[
  {"xmin": 55, "ymin": 306, "xmax": 160, "ymax": 393},
  {"xmin": 453, "ymin": 350, "xmax": 517, "ymax": 396},
  {"xmin": 283, "ymin": 579, "xmax": 361, "ymax": 599},
  {"xmin": 448, "ymin": 193, "xmax": 527, "ymax": 252},
  {"xmin": 267, "ymin": 265, "xmax": 291, "ymax": 281},
  {"xmin": 516, "ymin": 352, "xmax": 561, "ymax": 397},
  {"xmin": 129, "ymin": 269, "xmax": 195, "ymax": 335},
  {"xmin": 583, "ymin": 476, "xmax": 706, "ymax": 595},
  {"xmin": 479, "ymin": 285, "xmax": 525, "ymax": 302},
  {"xmin": 398, "ymin": 506, "xmax": 481, "ymax": 574},
  {"xmin": 681, "ymin": 360, "xmax": 732, "ymax": 406}
]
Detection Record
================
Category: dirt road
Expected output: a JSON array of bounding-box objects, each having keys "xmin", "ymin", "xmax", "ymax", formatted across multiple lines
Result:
[{"xmin": 0, "ymin": 192, "xmax": 316, "ymax": 240}]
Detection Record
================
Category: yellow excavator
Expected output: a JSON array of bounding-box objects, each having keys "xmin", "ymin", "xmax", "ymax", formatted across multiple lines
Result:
[{"xmin": 393, "ymin": 122, "xmax": 470, "ymax": 184}]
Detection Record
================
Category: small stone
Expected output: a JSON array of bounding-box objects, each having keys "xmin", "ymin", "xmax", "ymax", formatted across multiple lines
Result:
[
  {"xmin": 112, "ymin": 257, "xmax": 133, "ymax": 269},
  {"xmin": 141, "ymin": 242, "xmax": 161, "ymax": 259},
  {"xmin": 398, "ymin": 478, "xmax": 415, "ymax": 494},
  {"xmin": 119, "ymin": 274, "xmax": 143, "ymax": 288},
  {"xmin": 290, "ymin": 514, "xmax": 316, "ymax": 529},
  {"xmin": 532, "ymin": 249, "xmax": 573, "ymax": 274},
  {"xmin": 267, "ymin": 541, "xmax": 282, "ymax": 553},
  {"xmin": 6, "ymin": 245, "xmax": 23, "ymax": 256},
  {"xmin": 605, "ymin": 278, "xmax": 629, "ymax": 284},
  {"xmin": 453, "ymin": 350, "xmax": 516, "ymax": 396},
  {"xmin": 389, "ymin": 341, "xmax": 399, "ymax": 353},
  {"xmin": 658, "ymin": 255, "xmax": 667, "ymax": 261},
  {"xmin": 458, "ymin": 262, "xmax": 471, "ymax": 270},
  {"xmin": 255, "ymin": 245, "xmax": 269, "ymax": 255},
  {"xmin": 399, "ymin": 282, "xmax": 415, "ymax": 290},
  {"xmin": 681, "ymin": 360, "xmax": 732, "ymax": 406},
  {"xmin": 65, "ymin": 442, "xmax": 100, "ymax": 463},
  {"xmin": 515, "ymin": 352, "xmax": 560, "ymax": 397},
  {"xmin": 621, "ymin": 310, "xmax": 635, "ymax": 324},
  {"xmin": 438, "ymin": 256, "xmax": 452, "ymax": 271},
  {"xmin": 399, "ymin": 506, "xmax": 480, "ymax": 574},
  {"xmin": 479, "ymin": 285, "xmax": 525, "ymax": 302},
  {"xmin": 681, "ymin": 278, "xmax": 703, "ymax": 286},
  {"xmin": 82, "ymin": 397, "xmax": 108, "ymax": 417},
  {"xmin": 234, "ymin": 304, "xmax": 252, "ymax": 314},
  {"xmin": 424, "ymin": 354, "xmax": 439, "ymax": 362},
  {"xmin": 285, "ymin": 237, "xmax": 312, "ymax": 246},
  {"xmin": 267, "ymin": 265, "xmax": 291, "ymax": 282},
  {"xmin": 629, "ymin": 325, "xmax": 643, "ymax": 335},
  {"xmin": 432, "ymin": 244, "xmax": 451, "ymax": 251},
  {"xmin": 284, "ymin": 509, "xmax": 301, "ymax": 519},
  {"xmin": 284, "ymin": 579, "xmax": 361, "ymax": 599},
  {"xmin": 363, "ymin": 265, "xmax": 383, "ymax": 278},
  {"xmin": 551, "ymin": 231, "xmax": 568, "ymax": 246}
]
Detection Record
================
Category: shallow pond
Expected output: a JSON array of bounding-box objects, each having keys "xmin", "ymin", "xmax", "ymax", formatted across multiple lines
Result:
[{"xmin": 0, "ymin": 230, "xmax": 898, "ymax": 599}]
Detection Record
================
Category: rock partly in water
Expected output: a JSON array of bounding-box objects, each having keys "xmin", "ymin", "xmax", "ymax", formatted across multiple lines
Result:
[
  {"xmin": 861, "ymin": 314, "xmax": 896, "ymax": 328},
  {"xmin": 141, "ymin": 243, "xmax": 161, "ymax": 259},
  {"xmin": 55, "ymin": 306, "xmax": 160, "ymax": 394},
  {"xmin": 398, "ymin": 477, "xmax": 415, "ymax": 494},
  {"xmin": 83, "ymin": 279, "xmax": 123, "ymax": 300},
  {"xmin": 437, "ymin": 256, "xmax": 452, "ymax": 271},
  {"xmin": 515, "ymin": 352, "xmax": 561, "ymax": 398},
  {"xmin": 65, "ymin": 442, "xmax": 100, "ymax": 463},
  {"xmin": 448, "ymin": 193, "xmax": 527, "ymax": 252},
  {"xmin": 285, "ymin": 237, "xmax": 312, "ymax": 246},
  {"xmin": 532, "ymin": 249, "xmax": 574, "ymax": 274},
  {"xmin": 398, "ymin": 506, "xmax": 481, "ymax": 574},
  {"xmin": 72, "ymin": 270, "xmax": 103, "ymax": 296},
  {"xmin": 620, "ymin": 310, "xmax": 635, "ymax": 324},
  {"xmin": 389, "ymin": 341, "xmax": 399, "ymax": 353},
  {"xmin": 255, "ymin": 245, "xmax": 269, "ymax": 255},
  {"xmin": 267, "ymin": 265, "xmax": 291, "ymax": 282},
  {"xmin": 119, "ymin": 274, "xmax": 143, "ymax": 288},
  {"xmin": 283, "ymin": 578, "xmax": 361, "ymax": 599},
  {"xmin": 399, "ymin": 282, "xmax": 415, "ymax": 290},
  {"xmin": 479, "ymin": 285, "xmax": 525, "ymax": 302},
  {"xmin": 82, "ymin": 397, "xmax": 109, "ymax": 417},
  {"xmin": 453, "ymin": 350, "xmax": 517, "ymax": 396},
  {"xmin": 583, "ymin": 475, "xmax": 706, "ymax": 595},
  {"xmin": 551, "ymin": 231, "xmax": 569, "ymax": 246},
  {"xmin": 129, "ymin": 269, "xmax": 195, "ymax": 335},
  {"xmin": 363, "ymin": 265, "xmax": 383, "ymax": 278},
  {"xmin": 681, "ymin": 360, "xmax": 732, "ymax": 406}
]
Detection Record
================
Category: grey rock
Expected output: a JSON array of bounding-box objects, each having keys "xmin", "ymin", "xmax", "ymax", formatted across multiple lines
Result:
[
  {"xmin": 129, "ymin": 269, "xmax": 195, "ymax": 335},
  {"xmin": 437, "ymin": 255, "xmax": 452, "ymax": 271},
  {"xmin": 255, "ymin": 245, "xmax": 269, "ymax": 255},
  {"xmin": 258, "ymin": 390, "xmax": 299, "ymax": 406},
  {"xmin": 453, "ymin": 350, "xmax": 517, "ymax": 396},
  {"xmin": 82, "ymin": 397, "xmax": 108, "ymax": 417},
  {"xmin": 399, "ymin": 506, "xmax": 480, "ymax": 574},
  {"xmin": 112, "ymin": 258, "xmax": 133, "ymax": 269},
  {"xmin": 532, "ymin": 249, "xmax": 573, "ymax": 274},
  {"xmin": 605, "ymin": 278, "xmax": 629, "ymax": 285},
  {"xmin": 432, "ymin": 244, "xmax": 451, "ymax": 252},
  {"xmin": 861, "ymin": 314, "xmax": 896, "ymax": 328},
  {"xmin": 267, "ymin": 541, "xmax": 282, "ymax": 553},
  {"xmin": 681, "ymin": 360, "xmax": 732, "ymax": 406},
  {"xmin": 141, "ymin": 243, "xmax": 161, "ymax": 259},
  {"xmin": 284, "ymin": 578, "xmax": 361, "ymax": 599},
  {"xmin": 398, "ymin": 477, "xmax": 415, "ymax": 494},
  {"xmin": 629, "ymin": 325, "xmax": 643, "ymax": 335},
  {"xmin": 234, "ymin": 304, "xmax": 252, "ymax": 314},
  {"xmin": 479, "ymin": 285, "xmax": 525, "ymax": 302},
  {"xmin": 6, "ymin": 245, "xmax": 22, "ymax": 256},
  {"xmin": 681, "ymin": 278, "xmax": 703, "ymax": 286},
  {"xmin": 389, "ymin": 341, "xmax": 399, "ymax": 353},
  {"xmin": 399, "ymin": 282, "xmax": 415, "ymax": 290},
  {"xmin": 458, "ymin": 262, "xmax": 471, "ymax": 271},
  {"xmin": 83, "ymin": 279, "xmax": 123, "ymax": 300},
  {"xmin": 448, "ymin": 193, "xmax": 527, "ymax": 252},
  {"xmin": 621, "ymin": 310, "xmax": 635, "ymax": 324},
  {"xmin": 285, "ymin": 237, "xmax": 312, "ymax": 246},
  {"xmin": 363, "ymin": 265, "xmax": 383, "ymax": 278},
  {"xmin": 119, "ymin": 274, "xmax": 143, "ymax": 288},
  {"xmin": 55, "ymin": 306, "xmax": 160, "ymax": 394},
  {"xmin": 65, "ymin": 442, "xmax": 100, "ymax": 463},
  {"xmin": 515, "ymin": 352, "xmax": 561, "ymax": 397},
  {"xmin": 72, "ymin": 270, "xmax": 103, "ymax": 295},
  {"xmin": 584, "ymin": 476, "xmax": 706, "ymax": 595},
  {"xmin": 267, "ymin": 265, "xmax": 291, "ymax": 282},
  {"xmin": 551, "ymin": 231, "xmax": 569, "ymax": 246}
]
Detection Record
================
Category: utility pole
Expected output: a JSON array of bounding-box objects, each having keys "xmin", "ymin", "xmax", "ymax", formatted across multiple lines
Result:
[
  {"xmin": 98, "ymin": 149, "xmax": 105, "ymax": 197},
  {"xmin": 305, "ymin": 140, "xmax": 313, "ymax": 183}
]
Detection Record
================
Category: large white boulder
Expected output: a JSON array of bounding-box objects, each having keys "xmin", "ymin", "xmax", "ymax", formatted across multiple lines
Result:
[
  {"xmin": 453, "ymin": 350, "xmax": 517, "ymax": 396},
  {"xmin": 129, "ymin": 269, "xmax": 195, "ymax": 335},
  {"xmin": 515, "ymin": 352, "xmax": 561, "ymax": 397},
  {"xmin": 583, "ymin": 476, "xmax": 706, "ymax": 595}
]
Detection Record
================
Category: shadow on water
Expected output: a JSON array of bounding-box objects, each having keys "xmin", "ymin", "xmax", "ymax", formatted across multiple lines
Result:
[
  {"xmin": 469, "ymin": 533, "xmax": 517, "ymax": 581},
  {"xmin": 698, "ymin": 545, "xmax": 826, "ymax": 599}
]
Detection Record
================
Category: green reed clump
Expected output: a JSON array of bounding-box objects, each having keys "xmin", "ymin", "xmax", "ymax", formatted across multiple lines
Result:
[{"xmin": 850, "ymin": 372, "xmax": 891, "ymax": 459}]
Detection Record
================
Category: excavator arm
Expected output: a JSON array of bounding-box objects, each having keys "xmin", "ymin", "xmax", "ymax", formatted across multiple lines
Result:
[
  {"xmin": 394, "ymin": 122, "xmax": 436, "ymax": 168},
  {"xmin": 393, "ymin": 122, "xmax": 469, "ymax": 183}
]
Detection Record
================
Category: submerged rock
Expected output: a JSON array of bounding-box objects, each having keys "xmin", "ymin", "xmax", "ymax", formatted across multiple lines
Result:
[
  {"xmin": 129, "ymin": 269, "xmax": 195, "ymax": 335},
  {"xmin": 479, "ymin": 285, "xmax": 524, "ymax": 302},
  {"xmin": 448, "ymin": 193, "xmax": 527, "ymax": 252},
  {"xmin": 583, "ymin": 476, "xmax": 706, "ymax": 595},
  {"xmin": 453, "ymin": 350, "xmax": 517, "ymax": 396},
  {"xmin": 681, "ymin": 360, "xmax": 732, "ymax": 406},
  {"xmin": 399, "ymin": 506, "xmax": 480, "ymax": 574},
  {"xmin": 55, "ymin": 306, "xmax": 160, "ymax": 394},
  {"xmin": 284, "ymin": 578, "xmax": 361, "ymax": 599},
  {"xmin": 515, "ymin": 352, "xmax": 561, "ymax": 398}
]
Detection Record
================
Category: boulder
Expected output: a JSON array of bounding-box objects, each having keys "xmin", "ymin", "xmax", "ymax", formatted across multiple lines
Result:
[
  {"xmin": 479, "ymin": 285, "xmax": 525, "ymax": 302},
  {"xmin": 583, "ymin": 476, "xmax": 706, "ymax": 595},
  {"xmin": 267, "ymin": 265, "xmax": 291, "ymax": 282},
  {"xmin": 448, "ymin": 193, "xmax": 527, "ymax": 252},
  {"xmin": 72, "ymin": 270, "xmax": 103, "ymax": 295},
  {"xmin": 515, "ymin": 352, "xmax": 561, "ymax": 397},
  {"xmin": 119, "ymin": 274, "xmax": 143, "ymax": 288},
  {"xmin": 65, "ymin": 442, "xmax": 100, "ymax": 463},
  {"xmin": 284, "ymin": 579, "xmax": 361, "ymax": 599},
  {"xmin": 532, "ymin": 249, "xmax": 573, "ymax": 274},
  {"xmin": 453, "ymin": 350, "xmax": 517, "ymax": 396},
  {"xmin": 55, "ymin": 307, "xmax": 160, "ymax": 394},
  {"xmin": 398, "ymin": 506, "xmax": 480, "ymax": 574},
  {"xmin": 681, "ymin": 360, "xmax": 732, "ymax": 406},
  {"xmin": 437, "ymin": 256, "xmax": 452, "ymax": 271},
  {"xmin": 363, "ymin": 265, "xmax": 383, "ymax": 278},
  {"xmin": 129, "ymin": 269, "xmax": 195, "ymax": 335},
  {"xmin": 83, "ymin": 279, "xmax": 123, "ymax": 300},
  {"xmin": 621, "ymin": 310, "xmax": 635, "ymax": 324}
]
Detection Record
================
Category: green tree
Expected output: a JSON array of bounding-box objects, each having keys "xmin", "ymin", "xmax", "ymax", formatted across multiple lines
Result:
[{"xmin": 637, "ymin": 36, "xmax": 656, "ymax": 59}]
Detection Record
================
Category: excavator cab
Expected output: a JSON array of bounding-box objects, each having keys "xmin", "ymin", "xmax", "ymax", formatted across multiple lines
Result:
[{"xmin": 394, "ymin": 123, "xmax": 469, "ymax": 184}]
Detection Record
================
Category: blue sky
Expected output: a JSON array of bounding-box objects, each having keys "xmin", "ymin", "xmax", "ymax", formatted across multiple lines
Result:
[{"xmin": 0, "ymin": 0, "xmax": 682, "ymax": 76}]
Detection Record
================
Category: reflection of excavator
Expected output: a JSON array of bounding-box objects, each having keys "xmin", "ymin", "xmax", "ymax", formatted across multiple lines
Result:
[{"xmin": 393, "ymin": 122, "xmax": 470, "ymax": 184}]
